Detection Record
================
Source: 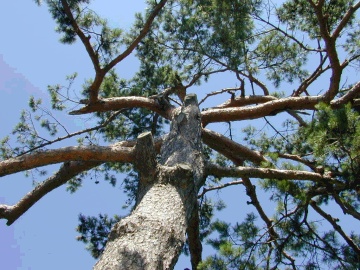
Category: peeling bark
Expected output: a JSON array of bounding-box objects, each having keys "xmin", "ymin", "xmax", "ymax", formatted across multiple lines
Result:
[{"xmin": 93, "ymin": 94, "xmax": 205, "ymax": 270}]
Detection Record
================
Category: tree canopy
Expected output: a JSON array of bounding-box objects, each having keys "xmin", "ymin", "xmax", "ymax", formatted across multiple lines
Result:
[{"xmin": 1, "ymin": 0, "xmax": 360, "ymax": 269}]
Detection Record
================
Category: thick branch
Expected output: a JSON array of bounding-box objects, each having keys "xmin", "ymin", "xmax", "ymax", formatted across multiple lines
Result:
[
  {"xmin": 69, "ymin": 96, "xmax": 170, "ymax": 118},
  {"xmin": 0, "ymin": 161, "xmax": 100, "ymax": 225},
  {"xmin": 202, "ymin": 96, "xmax": 323, "ymax": 125},
  {"xmin": 215, "ymin": 95, "xmax": 278, "ymax": 109},
  {"xmin": 0, "ymin": 144, "xmax": 133, "ymax": 177},
  {"xmin": 202, "ymin": 128, "xmax": 267, "ymax": 165},
  {"xmin": 206, "ymin": 163, "xmax": 330, "ymax": 183},
  {"xmin": 309, "ymin": 0, "xmax": 342, "ymax": 101}
]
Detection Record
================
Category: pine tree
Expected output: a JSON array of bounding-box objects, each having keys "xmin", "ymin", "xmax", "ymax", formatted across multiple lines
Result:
[{"xmin": 1, "ymin": 0, "xmax": 360, "ymax": 269}]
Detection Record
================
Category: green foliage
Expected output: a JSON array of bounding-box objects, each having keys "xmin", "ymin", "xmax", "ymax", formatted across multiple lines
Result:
[
  {"xmin": 277, "ymin": 0, "xmax": 356, "ymax": 39},
  {"xmin": 303, "ymin": 103, "xmax": 360, "ymax": 185},
  {"xmin": 255, "ymin": 31, "xmax": 308, "ymax": 87},
  {"xmin": 199, "ymin": 213, "xmax": 260, "ymax": 270},
  {"xmin": 76, "ymin": 213, "xmax": 121, "ymax": 259}
]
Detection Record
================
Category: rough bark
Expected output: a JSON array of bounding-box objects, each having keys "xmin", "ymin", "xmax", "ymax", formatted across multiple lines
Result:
[{"xmin": 93, "ymin": 94, "xmax": 205, "ymax": 270}]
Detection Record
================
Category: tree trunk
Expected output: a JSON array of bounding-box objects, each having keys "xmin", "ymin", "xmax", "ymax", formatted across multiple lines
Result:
[{"xmin": 93, "ymin": 94, "xmax": 205, "ymax": 270}]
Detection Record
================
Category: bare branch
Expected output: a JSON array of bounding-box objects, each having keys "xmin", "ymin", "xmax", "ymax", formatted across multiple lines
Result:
[
  {"xmin": 275, "ymin": 153, "xmax": 316, "ymax": 170},
  {"xmin": 202, "ymin": 96, "xmax": 323, "ymax": 125},
  {"xmin": 0, "ymin": 144, "xmax": 134, "ymax": 177},
  {"xmin": 202, "ymin": 128, "xmax": 268, "ymax": 165},
  {"xmin": 198, "ymin": 87, "xmax": 241, "ymax": 106},
  {"xmin": 292, "ymin": 56, "xmax": 330, "ymax": 97},
  {"xmin": 0, "ymin": 160, "xmax": 100, "ymax": 225},
  {"xmin": 241, "ymin": 176, "xmax": 296, "ymax": 268},
  {"xmin": 206, "ymin": 163, "xmax": 330, "ymax": 183},
  {"xmin": 17, "ymin": 110, "xmax": 123, "ymax": 156},
  {"xmin": 214, "ymin": 95, "xmax": 278, "ymax": 109},
  {"xmin": 254, "ymin": 15, "xmax": 324, "ymax": 53},
  {"xmin": 197, "ymin": 179, "xmax": 244, "ymax": 198},
  {"xmin": 69, "ymin": 96, "xmax": 171, "ymax": 118}
]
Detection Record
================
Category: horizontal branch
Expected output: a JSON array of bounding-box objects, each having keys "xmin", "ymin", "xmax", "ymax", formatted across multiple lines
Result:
[
  {"xmin": 0, "ymin": 160, "xmax": 100, "ymax": 225},
  {"xmin": 206, "ymin": 163, "xmax": 330, "ymax": 182},
  {"xmin": 215, "ymin": 95, "xmax": 278, "ymax": 109},
  {"xmin": 202, "ymin": 96, "xmax": 323, "ymax": 125},
  {"xmin": 69, "ymin": 96, "xmax": 170, "ymax": 118},
  {"xmin": 0, "ymin": 144, "xmax": 133, "ymax": 177},
  {"xmin": 197, "ymin": 179, "xmax": 244, "ymax": 198}
]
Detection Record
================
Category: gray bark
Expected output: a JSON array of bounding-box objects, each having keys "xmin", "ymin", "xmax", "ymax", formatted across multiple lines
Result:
[{"xmin": 93, "ymin": 94, "xmax": 205, "ymax": 270}]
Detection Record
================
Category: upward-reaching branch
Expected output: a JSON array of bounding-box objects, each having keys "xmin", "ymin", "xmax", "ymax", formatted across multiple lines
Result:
[
  {"xmin": 103, "ymin": 0, "xmax": 168, "ymax": 73},
  {"xmin": 60, "ymin": 0, "xmax": 101, "ymax": 73},
  {"xmin": 62, "ymin": 0, "xmax": 167, "ymax": 104}
]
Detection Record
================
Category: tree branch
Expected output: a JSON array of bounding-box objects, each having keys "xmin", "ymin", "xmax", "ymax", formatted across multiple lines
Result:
[
  {"xmin": 0, "ymin": 144, "xmax": 133, "ymax": 177},
  {"xmin": 197, "ymin": 179, "xmax": 244, "ymax": 198},
  {"xmin": 60, "ymin": 0, "xmax": 100, "ymax": 72},
  {"xmin": 201, "ymin": 96, "xmax": 323, "ymax": 125},
  {"xmin": 332, "ymin": 1, "xmax": 360, "ymax": 40},
  {"xmin": 69, "ymin": 96, "xmax": 171, "ymax": 118},
  {"xmin": 310, "ymin": 200, "xmax": 360, "ymax": 257},
  {"xmin": 214, "ymin": 95, "xmax": 278, "ymax": 109},
  {"xmin": 103, "ymin": 0, "xmax": 168, "ymax": 73},
  {"xmin": 331, "ymin": 81, "xmax": 360, "ymax": 107},
  {"xmin": 202, "ymin": 128, "xmax": 267, "ymax": 165},
  {"xmin": 0, "ymin": 160, "xmax": 100, "ymax": 225},
  {"xmin": 332, "ymin": 192, "xmax": 360, "ymax": 221},
  {"xmin": 206, "ymin": 163, "xmax": 330, "ymax": 183},
  {"xmin": 17, "ymin": 110, "xmax": 123, "ymax": 157}
]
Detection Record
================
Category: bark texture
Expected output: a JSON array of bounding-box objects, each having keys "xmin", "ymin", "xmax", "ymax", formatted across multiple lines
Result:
[{"xmin": 93, "ymin": 94, "xmax": 205, "ymax": 270}]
